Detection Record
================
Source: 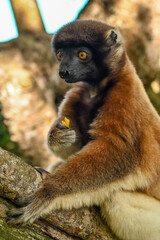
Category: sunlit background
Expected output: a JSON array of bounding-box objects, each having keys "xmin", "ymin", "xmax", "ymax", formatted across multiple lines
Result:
[
  {"xmin": 37, "ymin": 0, "xmax": 89, "ymax": 33},
  {"xmin": 0, "ymin": 0, "xmax": 89, "ymax": 42},
  {"xmin": 0, "ymin": 0, "xmax": 18, "ymax": 42}
]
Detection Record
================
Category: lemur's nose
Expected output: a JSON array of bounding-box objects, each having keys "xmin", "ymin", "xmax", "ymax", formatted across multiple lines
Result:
[{"xmin": 59, "ymin": 68, "xmax": 69, "ymax": 79}]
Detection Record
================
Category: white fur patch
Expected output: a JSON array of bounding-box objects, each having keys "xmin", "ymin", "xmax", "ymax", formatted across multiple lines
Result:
[
  {"xmin": 102, "ymin": 191, "xmax": 160, "ymax": 240},
  {"xmin": 38, "ymin": 168, "xmax": 151, "ymax": 215}
]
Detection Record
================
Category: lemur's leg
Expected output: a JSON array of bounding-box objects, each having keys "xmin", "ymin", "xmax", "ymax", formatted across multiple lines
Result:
[{"xmin": 101, "ymin": 191, "xmax": 160, "ymax": 240}]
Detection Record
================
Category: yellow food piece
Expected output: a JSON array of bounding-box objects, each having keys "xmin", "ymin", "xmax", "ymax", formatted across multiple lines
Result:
[{"xmin": 62, "ymin": 117, "xmax": 70, "ymax": 128}]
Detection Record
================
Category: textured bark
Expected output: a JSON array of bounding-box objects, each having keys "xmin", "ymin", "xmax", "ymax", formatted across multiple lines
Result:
[{"xmin": 0, "ymin": 147, "xmax": 118, "ymax": 240}]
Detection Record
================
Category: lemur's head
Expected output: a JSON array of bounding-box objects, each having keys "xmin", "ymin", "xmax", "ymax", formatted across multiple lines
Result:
[{"xmin": 52, "ymin": 20, "xmax": 126, "ymax": 86}]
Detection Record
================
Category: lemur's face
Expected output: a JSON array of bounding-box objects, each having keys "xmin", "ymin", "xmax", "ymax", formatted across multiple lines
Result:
[
  {"xmin": 56, "ymin": 46, "xmax": 100, "ymax": 85},
  {"xmin": 53, "ymin": 20, "xmax": 126, "ymax": 86}
]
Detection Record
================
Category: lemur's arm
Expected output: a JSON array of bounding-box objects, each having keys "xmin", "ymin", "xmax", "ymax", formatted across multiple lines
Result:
[
  {"xmin": 7, "ymin": 132, "xmax": 134, "ymax": 224},
  {"xmin": 58, "ymin": 82, "xmax": 90, "ymax": 129},
  {"xmin": 47, "ymin": 83, "xmax": 90, "ymax": 160}
]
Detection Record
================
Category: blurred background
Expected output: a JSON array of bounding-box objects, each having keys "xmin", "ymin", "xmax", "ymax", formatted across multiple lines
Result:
[{"xmin": 0, "ymin": 0, "xmax": 159, "ymax": 169}]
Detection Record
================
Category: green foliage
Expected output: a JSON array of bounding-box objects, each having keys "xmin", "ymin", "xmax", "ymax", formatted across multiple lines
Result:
[
  {"xmin": 147, "ymin": 89, "xmax": 160, "ymax": 115},
  {"xmin": 0, "ymin": 106, "xmax": 21, "ymax": 156}
]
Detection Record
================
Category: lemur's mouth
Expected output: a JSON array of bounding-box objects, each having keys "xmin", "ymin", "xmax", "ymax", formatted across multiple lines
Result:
[{"xmin": 64, "ymin": 78, "xmax": 79, "ymax": 83}]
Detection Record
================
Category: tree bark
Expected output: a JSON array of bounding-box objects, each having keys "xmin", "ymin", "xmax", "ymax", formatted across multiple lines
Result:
[{"xmin": 0, "ymin": 147, "xmax": 118, "ymax": 240}]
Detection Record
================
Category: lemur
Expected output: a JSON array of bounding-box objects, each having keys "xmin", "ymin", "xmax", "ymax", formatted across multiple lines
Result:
[{"xmin": 8, "ymin": 20, "xmax": 160, "ymax": 240}]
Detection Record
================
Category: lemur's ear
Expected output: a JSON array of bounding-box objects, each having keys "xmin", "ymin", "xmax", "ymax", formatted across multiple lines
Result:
[
  {"xmin": 110, "ymin": 30, "xmax": 118, "ymax": 42},
  {"xmin": 105, "ymin": 29, "xmax": 122, "ymax": 46}
]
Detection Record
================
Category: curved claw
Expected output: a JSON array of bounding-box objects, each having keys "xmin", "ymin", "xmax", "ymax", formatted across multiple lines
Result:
[
  {"xmin": 7, "ymin": 207, "xmax": 24, "ymax": 217},
  {"xmin": 34, "ymin": 166, "xmax": 50, "ymax": 179},
  {"xmin": 7, "ymin": 216, "xmax": 24, "ymax": 226},
  {"xmin": 56, "ymin": 122, "xmax": 68, "ymax": 130},
  {"xmin": 7, "ymin": 207, "xmax": 26, "ymax": 225},
  {"xmin": 15, "ymin": 196, "xmax": 32, "ymax": 206},
  {"xmin": 7, "ymin": 199, "xmax": 44, "ymax": 225}
]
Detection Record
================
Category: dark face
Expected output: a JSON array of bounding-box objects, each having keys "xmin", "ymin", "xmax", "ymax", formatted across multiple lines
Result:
[{"xmin": 56, "ymin": 47, "xmax": 101, "ymax": 85}]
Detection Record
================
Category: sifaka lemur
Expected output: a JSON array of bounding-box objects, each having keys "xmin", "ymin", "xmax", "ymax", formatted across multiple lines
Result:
[{"xmin": 8, "ymin": 20, "xmax": 160, "ymax": 240}]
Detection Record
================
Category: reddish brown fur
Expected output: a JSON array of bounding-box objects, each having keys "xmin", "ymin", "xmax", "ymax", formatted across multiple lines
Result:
[
  {"xmin": 8, "ymin": 21, "xmax": 160, "ymax": 234},
  {"xmin": 46, "ymin": 56, "xmax": 160, "ymax": 198},
  {"xmin": 30, "ymin": 20, "xmax": 160, "ymax": 200}
]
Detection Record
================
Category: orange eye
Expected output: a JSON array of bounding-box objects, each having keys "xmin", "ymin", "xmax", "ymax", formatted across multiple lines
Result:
[
  {"xmin": 79, "ymin": 51, "xmax": 87, "ymax": 60},
  {"xmin": 57, "ymin": 52, "xmax": 62, "ymax": 60}
]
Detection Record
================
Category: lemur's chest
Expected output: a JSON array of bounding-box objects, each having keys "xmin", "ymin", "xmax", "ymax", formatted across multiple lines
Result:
[{"xmin": 77, "ymin": 93, "xmax": 106, "ymax": 144}]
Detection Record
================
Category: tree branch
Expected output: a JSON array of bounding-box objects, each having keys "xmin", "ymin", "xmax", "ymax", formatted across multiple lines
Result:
[{"xmin": 0, "ymin": 147, "xmax": 118, "ymax": 239}]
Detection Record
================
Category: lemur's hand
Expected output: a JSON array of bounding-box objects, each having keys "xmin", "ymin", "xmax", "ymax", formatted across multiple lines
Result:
[{"xmin": 47, "ymin": 120, "xmax": 76, "ymax": 154}]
